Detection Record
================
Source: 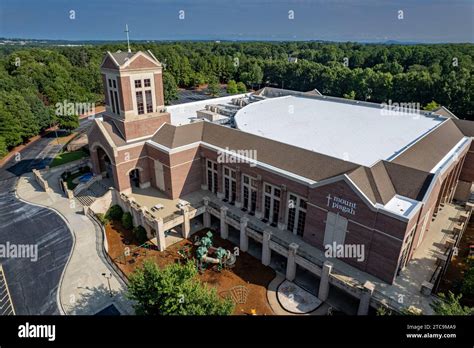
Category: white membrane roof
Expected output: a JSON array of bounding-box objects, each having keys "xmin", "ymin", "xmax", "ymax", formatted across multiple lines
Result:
[
  {"xmin": 168, "ymin": 94, "xmax": 247, "ymax": 126},
  {"xmin": 234, "ymin": 96, "xmax": 446, "ymax": 166}
]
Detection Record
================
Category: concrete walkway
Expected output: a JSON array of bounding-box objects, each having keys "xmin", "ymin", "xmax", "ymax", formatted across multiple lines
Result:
[
  {"xmin": 16, "ymin": 171, "xmax": 133, "ymax": 315},
  {"xmin": 266, "ymin": 273, "xmax": 329, "ymax": 315}
]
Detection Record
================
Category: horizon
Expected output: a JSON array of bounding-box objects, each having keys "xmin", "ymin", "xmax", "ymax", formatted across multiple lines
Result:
[{"xmin": 0, "ymin": 0, "xmax": 473, "ymax": 44}]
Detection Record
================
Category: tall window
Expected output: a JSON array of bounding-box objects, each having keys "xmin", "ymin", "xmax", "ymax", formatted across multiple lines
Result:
[
  {"xmin": 134, "ymin": 78, "xmax": 153, "ymax": 114},
  {"xmin": 108, "ymin": 78, "xmax": 120, "ymax": 115},
  {"xmin": 223, "ymin": 166, "xmax": 236, "ymax": 203},
  {"xmin": 206, "ymin": 159, "xmax": 218, "ymax": 194},
  {"xmin": 242, "ymin": 174, "xmax": 257, "ymax": 214},
  {"xmin": 145, "ymin": 90, "xmax": 153, "ymax": 113},
  {"xmin": 136, "ymin": 91, "xmax": 144, "ymax": 115},
  {"xmin": 287, "ymin": 193, "xmax": 307, "ymax": 236},
  {"xmin": 263, "ymin": 183, "xmax": 280, "ymax": 225}
]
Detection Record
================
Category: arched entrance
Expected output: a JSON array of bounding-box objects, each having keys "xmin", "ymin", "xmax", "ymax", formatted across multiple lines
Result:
[
  {"xmin": 129, "ymin": 168, "xmax": 140, "ymax": 188},
  {"xmin": 96, "ymin": 147, "xmax": 113, "ymax": 180}
]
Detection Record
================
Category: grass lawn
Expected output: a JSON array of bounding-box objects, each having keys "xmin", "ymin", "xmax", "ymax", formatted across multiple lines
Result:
[
  {"xmin": 51, "ymin": 149, "xmax": 88, "ymax": 167},
  {"xmin": 65, "ymin": 171, "xmax": 85, "ymax": 190}
]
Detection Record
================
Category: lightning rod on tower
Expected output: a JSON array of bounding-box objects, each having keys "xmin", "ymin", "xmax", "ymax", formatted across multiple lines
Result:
[{"xmin": 125, "ymin": 24, "xmax": 131, "ymax": 53}]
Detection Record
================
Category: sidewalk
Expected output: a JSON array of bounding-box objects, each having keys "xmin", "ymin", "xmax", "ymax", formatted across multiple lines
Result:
[{"xmin": 16, "ymin": 171, "xmax": 134, "ymax": 315}]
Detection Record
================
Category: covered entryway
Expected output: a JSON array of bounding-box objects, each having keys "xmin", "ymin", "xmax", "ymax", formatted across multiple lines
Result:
[
  {"xmin": 129, "ymin": 168, "xmax": 140, "ymax": 188},
  {"xmin": 96, "ymin": 146, "xmax": 113, "ymax": 181}
]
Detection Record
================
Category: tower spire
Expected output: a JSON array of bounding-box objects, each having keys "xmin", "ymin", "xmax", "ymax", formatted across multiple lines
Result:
[{"xmin": 125, "ymin": 24, "xmax": 131, "ymax": 53}]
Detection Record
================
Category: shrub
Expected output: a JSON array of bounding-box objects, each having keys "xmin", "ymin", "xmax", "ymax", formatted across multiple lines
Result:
[
  {"xmin": 133, "ymin": 226, "xmax": 148, "ymax": 244},
  {"xmin": 461, "ymin": 264, "xmax": 474, "ymax": 296},
  {"xmin": 95, "ymin": 213, "xmax": 109, "ymax": 226},
  {"xmin": 121, "ymin": 212, "xmax": 133, "ymax": 230},
  {"xmin": 106, "ymin": 204, "xmax": 123, "ymax": 221}
]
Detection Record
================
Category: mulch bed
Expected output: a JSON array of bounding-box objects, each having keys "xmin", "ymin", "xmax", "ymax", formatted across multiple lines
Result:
[
  {"xmin": 438, "ymin": 218, "xmax": 474, "ymax": 306},
  {"xmin": 105, "ymin": 222, "xmax": 276, "ymax": 315}
]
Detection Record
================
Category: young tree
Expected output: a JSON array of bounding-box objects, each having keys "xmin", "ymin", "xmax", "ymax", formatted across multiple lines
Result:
[
  {"xmin": 239, "ymin": 62, "xmax": 263, "ymax": 90},
  {"xmin": 236, "ymin": 81, "xmax": 247, "ymax": 93},
  {"xmin": 163, "ymin": 71, "xmax": 178, "ymax": 105},
  {"xmin": 226, "ymin": 80, "xmax": 238, "ymax": 94},
  {"xmin": 208, "ymin": 76, "xmax": 220, "ymax": 97},
  {"xmin": 424, "ymin": 100, "xmax": 440, "ymax": 111},
  {"xmin": 127, "ymin": 260, "xmax": 234, "ymax": 315},
  {"xmin": 430, "ymin": 292, "xmax": 473, "ymax": 315},
  {"xmin": 343, "ymin": 90, "xmax": 356, "ymax": 100}
]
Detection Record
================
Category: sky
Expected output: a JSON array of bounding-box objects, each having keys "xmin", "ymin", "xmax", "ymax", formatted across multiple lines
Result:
[{"xmin": 0, "ymin": 0, "xmax": 473, "ymax": 43}]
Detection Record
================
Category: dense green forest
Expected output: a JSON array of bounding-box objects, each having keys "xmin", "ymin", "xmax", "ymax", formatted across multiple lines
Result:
[{"xmin": 0, "ymin": 41, "xmax": 473, "ymax": 157}]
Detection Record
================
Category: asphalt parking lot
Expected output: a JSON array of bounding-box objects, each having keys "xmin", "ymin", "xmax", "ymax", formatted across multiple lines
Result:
[{"xmin": 0, "ymin": 133, "xmax": 74, "ymax": 314}]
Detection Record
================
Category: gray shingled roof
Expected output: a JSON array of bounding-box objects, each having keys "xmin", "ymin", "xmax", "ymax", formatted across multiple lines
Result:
[
  {"xmin": 392, "ymin": 119, "xmax": 465, "ymax": 172},
  {"xmin": 109, "ymin": 50, "xmax": 157, "ymax": 66}
]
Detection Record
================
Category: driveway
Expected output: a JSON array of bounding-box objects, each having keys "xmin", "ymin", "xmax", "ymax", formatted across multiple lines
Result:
[{"xmin": 0, "ymin": 133, "xmax": 73, "ymax": 314}]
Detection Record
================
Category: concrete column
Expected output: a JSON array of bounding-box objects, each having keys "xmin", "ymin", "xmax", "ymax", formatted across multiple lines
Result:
[
  {"xmin": 450, "ymin": 158, "xmax": 465, "ymax": 202},
  {"xmin": 203, "ymin": 197, "xmax": 211, "ymax": 228},
  {"xmin": 239, "ymin": 216, "xmax": 249, "ymax": 252},
  {"xmin": 220, "ymin": 206, "xmax": 228, "ymax": 239},
  {"xmin": 443, "ymin": 168, "xmax": 456, "ymax": 204},
  {"xmin": 278, "ymin": 185, "xmax": 287, "ymax": 230},
  {"xmin": 255, "ymin": 175, "xmax": 263, "ymax": 219},
  {"xmin": 357, "ymin": 281, "xmax": 375, "ymax": 315},
  {"xmin": 181, "ymin": 206, "xmax": 191, "ymax": 239},
  {"xmin": 139, "ymin": 207, "xmax": 147, "ymax": 228},
  {"xmin": 235, "ymin": 167, "xmax": 242, "ymax": 208},
  {"xmin": 130, "ymin": 205, "xmax": 140, "ymax": 228},
  {"xmin": 154, "ymin": 218, "xmax": 166, "ymax": 251},
  {"xmin": 262, "ymin": 230, "xmax": 272, "ymax": 266},
  {"xmin": 318, "ymin": 261, "xmax": 333, "ymax": 302},
  {"xmin": 286, "ymin": 242, "xmax": 299, "ymax": 281},
  {"xmin": 90, "ymin": 149, "xmax": 101, "ymax": 175}
]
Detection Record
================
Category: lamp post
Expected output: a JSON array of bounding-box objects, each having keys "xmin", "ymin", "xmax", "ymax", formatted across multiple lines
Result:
[{"xmin": 102, "ymin": 272, "xmax": 113, "ymax": 297}]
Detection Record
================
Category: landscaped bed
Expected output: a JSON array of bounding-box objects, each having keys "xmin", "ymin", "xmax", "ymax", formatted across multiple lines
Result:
[
  {"xmin": 104, "ymin": 221, "xmax": 276, "ymax": 315},
  {"xmin": 51, "ymin": 149, "xmax": 88, "ymax": 167}
]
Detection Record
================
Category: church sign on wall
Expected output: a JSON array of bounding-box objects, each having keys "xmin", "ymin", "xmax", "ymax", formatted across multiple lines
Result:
[{"xmin": 326, "ymin": 194, "xmax": 357, "ymax": 215}]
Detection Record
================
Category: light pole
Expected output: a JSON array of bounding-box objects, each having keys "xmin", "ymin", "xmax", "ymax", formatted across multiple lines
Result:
[{"xmin": 102, "ymin": 272, "xmax": 113, "ymax": 297}]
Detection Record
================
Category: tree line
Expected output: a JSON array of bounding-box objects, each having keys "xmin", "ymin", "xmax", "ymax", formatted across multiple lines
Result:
[{"xmin": 0, "ymin": 41, "xmax": 472, "ymax": 157}]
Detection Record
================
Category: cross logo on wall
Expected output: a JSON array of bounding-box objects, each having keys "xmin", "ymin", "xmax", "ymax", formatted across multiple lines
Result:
[{"xmin": 326, "ymin": 194, "xmax": 332, "ymax": 207}]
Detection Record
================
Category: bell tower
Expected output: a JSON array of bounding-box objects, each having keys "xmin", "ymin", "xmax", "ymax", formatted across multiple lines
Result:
[{"xmin": 99, "ymin": 50, "xmax": 170, "ymax": 141}]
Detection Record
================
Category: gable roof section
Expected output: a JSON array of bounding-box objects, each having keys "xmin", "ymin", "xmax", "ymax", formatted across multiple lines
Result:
[
  {"xmin": 391, "ymin": 119, "xmax": 465, "ymax": 172},
  {"xmin": 383, "ymin": 161, "xmax": 434, "ymax": 201},
  {"xmin": 453, "ymin": 119, "xmax": 474, "ymax": 137},
  {"xmin": 101, "ymin": 51, "xmax": 161, "ymax": 70},
  {"xmin": 347, "ymin": 161, "xmax": 396, "ymax": 205},
  {"xmin": 101, "ymin": 119, "xmax": 127, "ymax": 146},
  {"xmin": 151, "ymin": 122, "xmax": 204, "ymax": 148},
  {"xmin": 433, "ymin": 106, "xmax": 458, "ymax": 119}
]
